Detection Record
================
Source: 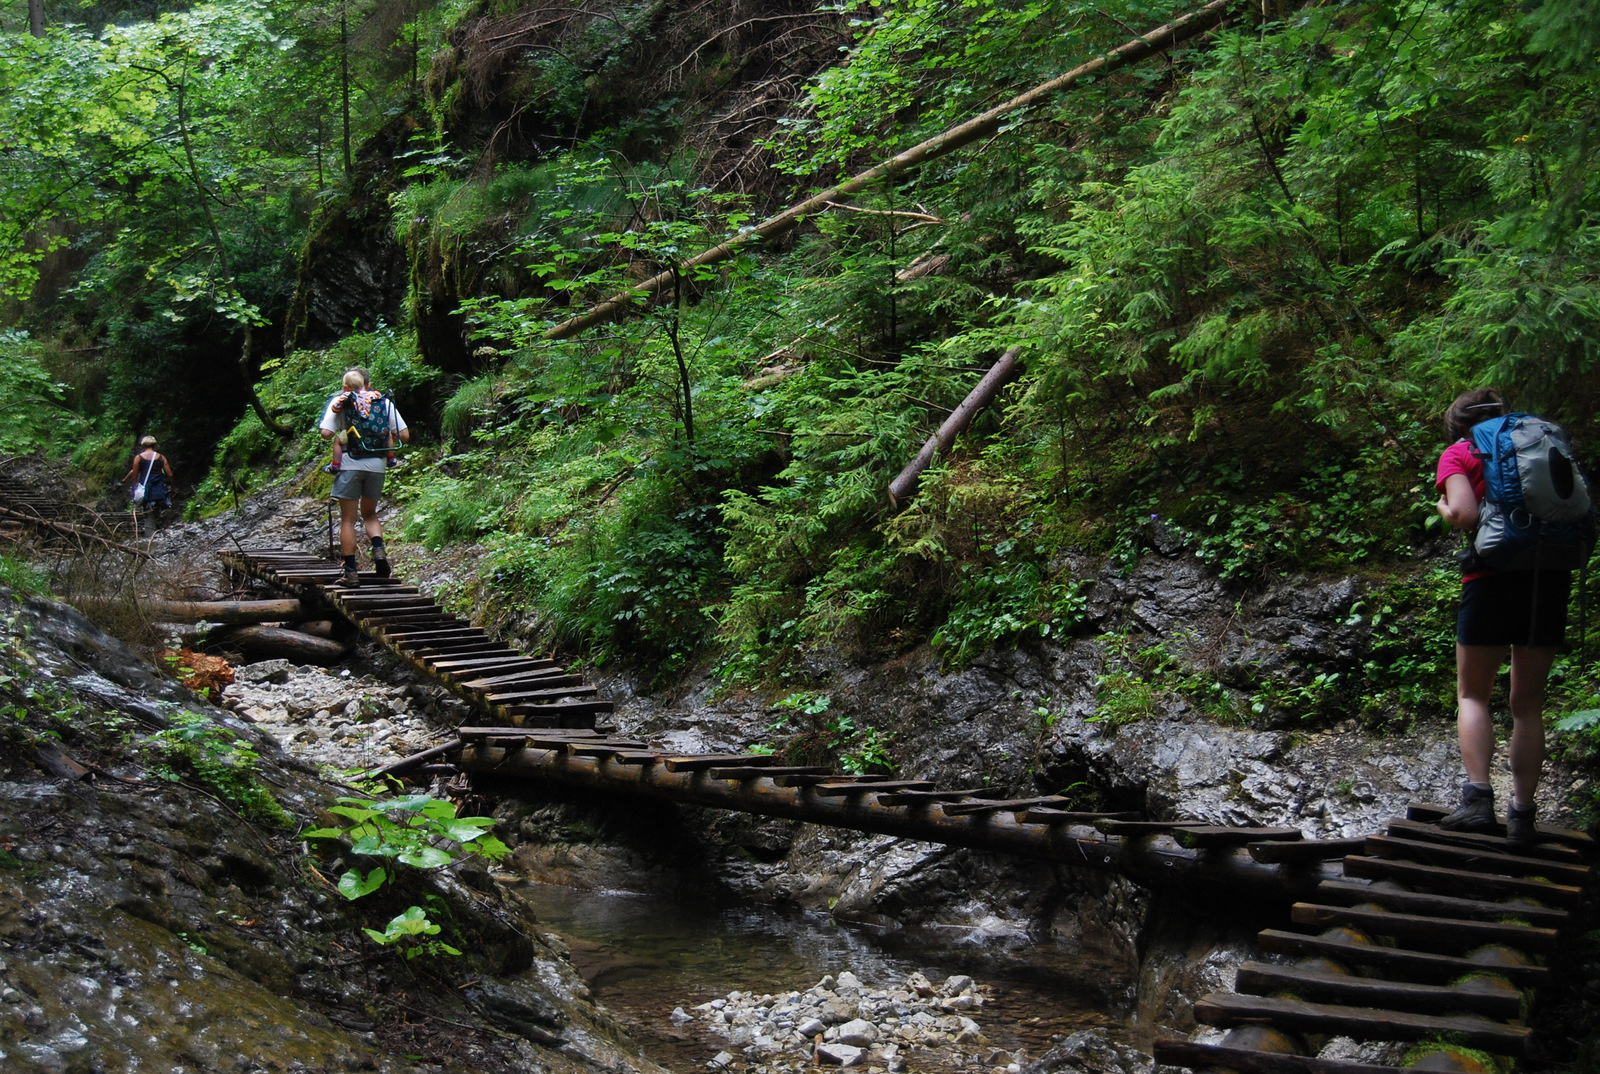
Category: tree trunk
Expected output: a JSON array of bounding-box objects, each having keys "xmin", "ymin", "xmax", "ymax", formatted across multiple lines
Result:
[
  {"xmin": 887, "ymin": 346, "xmax": 1023, "ymax": 509},
  {"xmin": 143, "ymin": 598, "xmax": 312, "ymax": 624},
  {"xmin": 544, "ymin": 0, "xmax": 1232, "ymax": 341},
  {"xmin": 213, "ymin": 625, "xmax": 346, "ymax": 664},
  {"xmin": 28, "ymin": 0, "xmax": 43, "ymax": 37}
]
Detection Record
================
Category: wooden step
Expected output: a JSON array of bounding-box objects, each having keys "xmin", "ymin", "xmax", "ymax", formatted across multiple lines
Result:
[
  {"xmin": 941, "ymin": 796, "xmax": 1073, "ymax": 816},
  {"xmin": 1315, "ymin": 879, "xmax": 1567, "ymax": 928},
  {"xmin": 813, "ymin": 779, "xmax": 935, "ymax": 796},
  {"xmin": 1364, "ymin": 835, "xmax": 1590, "ymax": 886},
  {"xmin": 872, "ymin": 788, "xmax": 988, "ymax": 807},
  {"xmin": 1342, "ymin": 855, "xmax": 1583, "ymax": 909},
  {"xmin": 662, "ymin": 754, "xmax": 784, "ymax": 773},
  {"xmin": 1174, "ymin": 825, "xmax": 1303, "ymax": 849},
  {"xmin": 1386, "ymin": 818, "xmax": 1585, "ymax": 864},
  {"xmin": 705, "ymin": 765, "xmax": 835, "ymax": 781},
  {"xmin": 1256, "ymin": 929, "xmax": 1547, "ymax": 986},
  {"xmin": 1153, "ymin": 1038, "xmax": 1415, "ymax": 1074},
  {"xmin": 1249, "ymin": 838, "xmax": 1368, "ymax": 864},
  {"xmin": 1406, "ymin": 804, "xmax": 1595, "ymax": 853},
  {"xmin": 482, "ymin": 680, "xmax": 590, "ymax": 703},
  {"xmin": 1094, "ymin": 819, "xmax": 1210, "ymax": 836},
  {"xmin": 1289, "ymin": 902, "xmax": 1559, "ymax": 954},
  {"xmin": 1193, "ymin": 992, "xmax": 1530, "ymax": 1053},
  {"xmin": 1234, "ymin": 961, "xmax": 1521, "ymax": 1020}
]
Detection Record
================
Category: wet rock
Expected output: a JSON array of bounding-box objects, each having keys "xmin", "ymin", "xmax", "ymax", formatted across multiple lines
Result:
[
  {"xmin": 1023, "ymin": 1029, "xmax": 1152, "ymax": 1074},
  {"xmin": 816, "ymin": 1042, "xmax": 863, "ymax": 1066},
  {"xmin": 835, "ymin": 1019, "xmax": 878, "ymax": 1046}
]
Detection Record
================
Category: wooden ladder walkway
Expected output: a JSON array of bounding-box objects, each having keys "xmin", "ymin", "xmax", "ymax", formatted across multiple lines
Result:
[
  {"xmin": 220, "ymin": 547, "xmax": 612, "ymax": 728},
  {"xmin": 1155, "ymin": 805, "xmax": 1594, "ymax": 1074}
]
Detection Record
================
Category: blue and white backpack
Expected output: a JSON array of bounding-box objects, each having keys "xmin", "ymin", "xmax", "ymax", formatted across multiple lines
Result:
[{"xmin": 1468, "ymin": 413, "xmax": 1596, "ymax": 571}]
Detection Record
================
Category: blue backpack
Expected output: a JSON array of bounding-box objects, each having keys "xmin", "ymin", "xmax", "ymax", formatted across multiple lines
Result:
[{"xmin": 1468, "ymin": 413, "xmax": 1595, "ymax": 571}]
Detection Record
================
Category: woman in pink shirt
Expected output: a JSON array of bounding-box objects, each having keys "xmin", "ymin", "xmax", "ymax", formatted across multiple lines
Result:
[{"xmin": 1433, "ymin": 388, "xmax": 1568, "ymax": 847}]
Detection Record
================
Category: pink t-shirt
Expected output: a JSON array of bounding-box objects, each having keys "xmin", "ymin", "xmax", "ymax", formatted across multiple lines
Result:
[{"xmin": 1436, "ymin": 440, "xmax": 1489, "ymax": 581}]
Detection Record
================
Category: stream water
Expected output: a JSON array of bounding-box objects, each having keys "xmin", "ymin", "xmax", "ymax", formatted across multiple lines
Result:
[{"xmin": 515, "ymin": 882, "xmax": 1138, "ymax": 1073}]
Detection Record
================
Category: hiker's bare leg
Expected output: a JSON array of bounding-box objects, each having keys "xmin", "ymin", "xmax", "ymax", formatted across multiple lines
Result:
[
  {"xmin": 339, "ymin": 497, "xmax": 360, "ymax": 557},
  {"xmin": 1456, "ymin": 643, "xmax": 1504, "ymax": 786},
  {"xmin": 1507, "ymin": 644, "xmax": 1555, "ymax": 807},
  {"xmin": 360, "ymin": 497, "xmax": 382, "ymax": 541}
]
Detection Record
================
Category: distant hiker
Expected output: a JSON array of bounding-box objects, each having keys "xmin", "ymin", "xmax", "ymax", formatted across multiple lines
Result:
[
  {"xmin": 122, "ymin": 435, "xmax": 173, "ymax": 533},
  {"xmin": 1434, "ymin": 388, "xmax": 1591, "ymax": 847},
  {"xmin": 320, "ymin": 368, "xmax": 409, "ymax": 587}
]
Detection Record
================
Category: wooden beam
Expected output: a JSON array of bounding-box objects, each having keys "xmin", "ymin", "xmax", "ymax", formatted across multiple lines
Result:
[
  {"xmin": 1255, "ymin": 929, "xmax": 1547, "ymax": 986},
  {"xmin": 1289, "ymin": 902, "xmax": 1559, "ymax": 953},
  {"xmin": 1234, "ymin": 961, "xmax": 1521, "ymax": 1020},
  {"xmin": 1193, "ymin": 993, "xmax": 1530, "ymax": 1054}
]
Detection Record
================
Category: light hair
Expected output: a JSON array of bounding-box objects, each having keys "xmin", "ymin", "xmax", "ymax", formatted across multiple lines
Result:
[{"xmin": 341, "ymin": 368, "xmax": 369, "ymax": 392}]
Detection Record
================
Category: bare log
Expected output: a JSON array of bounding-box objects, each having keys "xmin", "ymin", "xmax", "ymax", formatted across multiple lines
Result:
[
  {"xmin": 544, "ymin": 0, "xmax": 1232, "ymax": 340},
  {"xmin": 887, "ymin": 345, "xmax": 1023, "ymax": 509},
  {"xmin": 212, "ymin": 625, "xmax": 346, "ymax": 664},
  {"xmin": 144, "ymin": 598, "xmax": 312, "ymax": 624}
]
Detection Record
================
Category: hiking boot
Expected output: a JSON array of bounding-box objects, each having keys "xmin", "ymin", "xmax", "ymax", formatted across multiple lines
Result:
[
  {"xmin": 340, "ymin": 564, "xmax": 360, "ymax": 588},
  {"xmin": 1438, "ymin": 782, "xmax": 1494, "ymax": 831},
  {"xmin": 373, "ymin": 550, "xmax": 391, "ymax": 579},
  {"xmin": 1506, "ymin": 801, "xmax": 1538, "ymax": 850},
  {"xmin": 321, "ymin": 462, "xmax": 340, "ymax": 474}
]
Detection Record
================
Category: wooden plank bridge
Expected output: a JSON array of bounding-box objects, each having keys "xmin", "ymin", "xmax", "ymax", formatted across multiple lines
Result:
[{"xmin": 216, "ymin": 547, "xmax": 1599, "ymax": 1072}]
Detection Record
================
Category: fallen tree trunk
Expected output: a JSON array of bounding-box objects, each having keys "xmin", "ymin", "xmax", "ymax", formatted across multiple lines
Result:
[
  {"xmin": 544, "ymin": 0, "xmax": 1232, "ymax": 340},
  {"xmin": 212, "ymin": 625, "xmax": 346, "ymax": 664},
  {"xmin": 144, "ymin": 598, "xmax": 312, "ymax": 625},
  {"xmin": 887, "ymin": 345, "xmax": 1023, "ymax": 509}
]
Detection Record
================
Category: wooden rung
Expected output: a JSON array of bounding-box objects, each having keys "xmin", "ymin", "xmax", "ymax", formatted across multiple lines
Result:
[
  {"xmin": 458, "ymin": 726, "xmax": 599, "ymax": 738},
  {"xmin": 426, "ymin": 652, "xmax": 526, "ymax": 670},
  {"xmin": 1172, "ymin": 825, "xmax": 1303, "ymax": 849},
  {"xmin": 1154, "ymin": 1038, "xmax": 1421, "ymax": 1074},
  {"xmin": 457, "ymin": 665, "xmax": 565, "ymax": 689},
  {"xmin": 811, "ymin": 779, "xmax": 935, "ymax": 796},
  {"xmin": 607, "ymin": 750, "xmax": 661, "ymax": 765},
  {"xmin": 433, "ymin": 658, "xmax": 558, "ymax": 677},
  {"xmin": 1386, "ymin": 817, "xmax": 1585, "ymax": 863},
  {"xmin": 1234, "ymin": 961, "xmax": 1522, "ymax": 1020},
  {"xmin": 705, "ymin": 765, "xmax": 834, "ymax": 780},
  {"xmin": 1255, "ymin": 929, "xmax": 1547, "ymax": 985},
  {"xmin": 1316, "ymin": 878, "xmax": 1567, "ymax": 928},
  {"xmin": 563, "ymin": 742, "xmax": 640, "ymax": 757},
  {"xmin": 774, "ymin": 772, "xmax": 894, "ymax": 788},
  {"xmin": 484, "ymin": 681, "xmax": 591, "ymax": 703},
  {"xmin": 1020, "ymin": 808, "xmax": 1143, "ymax": 825},
  {"xmin": 504, "ymin": 699, "xmax": 612, "ymax": 716},
  {"xmin": 1365, "ymin": 834, "xmax": 1590, "ymax": 885},
  {"xmin": 1249, "ymin": 837, "xmax": 1367, "ymax": 864},
  {"xmin": 941, "ymin": 796, "xmax": 1072, "ymax": 816},
  {"xmin": 662, "ymin": 754, "xmax": 782, "ymax": 773},
  {"xmin": 1406, "ymin": 803, "xmax": 1595, "ymax": 852},
  {"xmin": 1094, "ymin": 819, "xmax": 1211, "ymax": 836},
  {"xmin": 872, "ymin": 788, "xmax": 988, "ymax": 806},
  {"xmin": 1343, "ymin": 855, "xmax": 1583, "ymax": 909},
  {"xmin": 1290, "ymin": 902, "xmax": 1559, "ymax": 953},
  {"xmin": 1193, "ymin": 992, "xmax": 1530, "ymax": 1054}
]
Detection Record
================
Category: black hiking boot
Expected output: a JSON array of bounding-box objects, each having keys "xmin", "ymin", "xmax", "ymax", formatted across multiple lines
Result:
[
  {"xmin": 1438, "ymin": 782, "xmax": 1494, "ymax": 832},
  {"xmin": 1506, "ymin": 801, "xmax": 1538, "ymax": 849},
  {"xmin": 340, "ymin": 563, "xmax": 360, "ymax": 588},
  {"xmin": 373, "ymin": 550, "xmax": 390, "ymax": 579}
]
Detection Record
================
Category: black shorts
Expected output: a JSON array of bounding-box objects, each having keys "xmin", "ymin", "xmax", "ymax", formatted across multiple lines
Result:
[{"xmin": 1457, "ymin": 570, "xmax": 1571, "ymax": 647}]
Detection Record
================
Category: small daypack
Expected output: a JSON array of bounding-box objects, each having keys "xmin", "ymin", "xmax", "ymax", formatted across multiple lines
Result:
[
  {"xmin": 1468, "ymin": 412, "xmax": 1596, "ymax": 571},
  {"xmin": 337, "ymin": 390, "xmax": 394, "ymax": 459}
]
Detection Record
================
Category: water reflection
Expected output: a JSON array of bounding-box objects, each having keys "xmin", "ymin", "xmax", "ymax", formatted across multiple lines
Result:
[{"xmin": 512, "ymin": 882, "xmax": 1132, "ymax": 1072}]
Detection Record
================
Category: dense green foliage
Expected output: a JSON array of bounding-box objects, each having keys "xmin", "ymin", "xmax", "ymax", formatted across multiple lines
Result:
[{"xmin": 4, "ymin": 0, "xmax": 1600, "ymax": 735}]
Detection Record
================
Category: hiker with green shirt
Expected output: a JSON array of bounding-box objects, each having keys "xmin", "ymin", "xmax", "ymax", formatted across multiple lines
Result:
[{"xmin": 319, "ymin": 367, "xmax": 409, "ymax": 587}]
